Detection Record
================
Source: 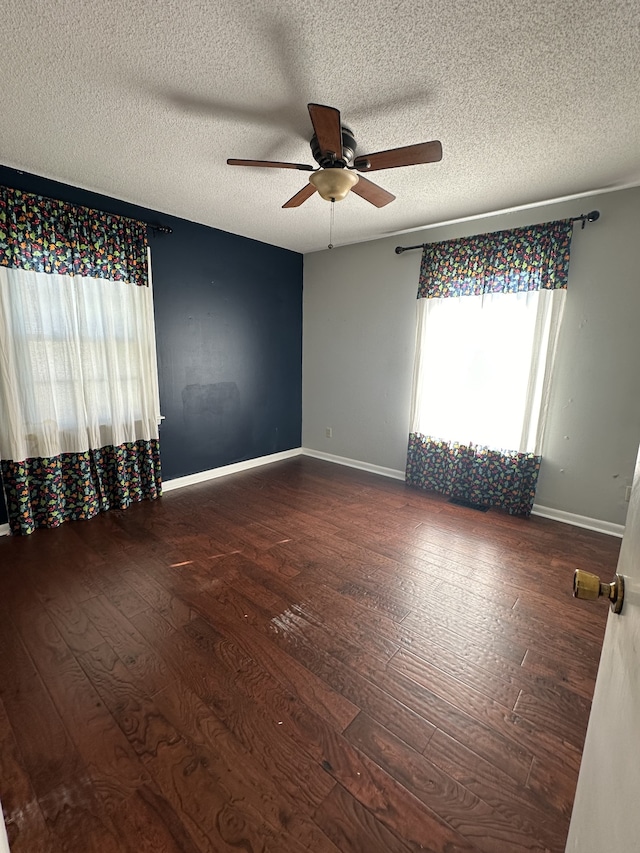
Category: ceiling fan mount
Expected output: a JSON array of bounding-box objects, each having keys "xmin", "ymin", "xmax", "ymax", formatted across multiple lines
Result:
[
  {"xmin": 310, "ymin": 124, "xmax": 357, "ymax": 169},
  {"xmin": 227, "ymin": 103, "xmax": 442, "ymax": 209}
]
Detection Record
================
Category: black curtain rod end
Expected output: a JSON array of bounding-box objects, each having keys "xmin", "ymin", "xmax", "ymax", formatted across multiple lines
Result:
[{"xmin": 577, "ymin": 210, "xmax": 600, "ymax": 229}]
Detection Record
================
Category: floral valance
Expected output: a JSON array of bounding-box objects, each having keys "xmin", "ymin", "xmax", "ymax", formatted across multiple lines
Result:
[
  {"xmin": 418, "ymin": 219, "xmax": 573, "ymax": 299},
  {"xmin": 0, "ymin": 185, "xmax": 148, "ymax": 286}
]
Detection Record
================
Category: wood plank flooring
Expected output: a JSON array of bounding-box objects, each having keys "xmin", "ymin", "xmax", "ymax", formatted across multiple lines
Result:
[{"xmin": 0, "ymin": 457, "xmax": 620, "ymax": 852}]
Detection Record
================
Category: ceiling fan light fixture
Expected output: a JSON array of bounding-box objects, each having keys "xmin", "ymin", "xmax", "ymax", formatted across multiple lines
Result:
[{"xmin": 309, "ymin": 168, "xmax": 359, "ymax": 201}]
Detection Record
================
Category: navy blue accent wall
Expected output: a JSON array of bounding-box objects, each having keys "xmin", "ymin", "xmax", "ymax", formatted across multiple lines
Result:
[{"xmin": 0, "ymin": 165, "xmax": 302, "ymax": 523}]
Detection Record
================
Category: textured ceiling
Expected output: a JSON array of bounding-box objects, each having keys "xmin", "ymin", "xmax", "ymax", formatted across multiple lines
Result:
[{"xmin": 1, "ymin": 0, "xmax": 639, "ymax": 253}]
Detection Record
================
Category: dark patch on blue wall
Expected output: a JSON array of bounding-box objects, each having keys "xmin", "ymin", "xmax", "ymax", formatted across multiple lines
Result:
[{"xmin": 0, "ymin": 165, "xmax": 303, "ymax": 523}]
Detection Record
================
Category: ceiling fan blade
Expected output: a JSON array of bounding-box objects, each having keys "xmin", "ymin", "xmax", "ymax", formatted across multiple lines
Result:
[
  {"xmin": 354, "ymin": 140, "xmax": 442, "ymax": 172},
  {"xmin": 307, "ymin": 104, "xmax": 343, "ymax": 159},
  {"xmin": 227, "ymin": 158, "xmax": 314, "ymax": 171},
  {"xmin": 282, "ymin": 183, "xmax": 317, "ymax": 208},
  {"xmin": 351, "ymin": 175, "xmax": 395, "ymax": 207}
]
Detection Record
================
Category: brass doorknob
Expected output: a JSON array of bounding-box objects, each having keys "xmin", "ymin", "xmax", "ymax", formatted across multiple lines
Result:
[{"xmin": 573, "ymin": 569, "xmax": 625, "ymax": 614}]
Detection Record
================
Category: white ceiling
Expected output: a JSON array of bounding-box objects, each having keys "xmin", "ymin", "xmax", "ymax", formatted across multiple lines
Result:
[{"xmin": 1, "ymin": 0, "xmax": 638, "ymax": 254}]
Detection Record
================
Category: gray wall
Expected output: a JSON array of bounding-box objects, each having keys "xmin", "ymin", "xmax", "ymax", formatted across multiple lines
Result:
[{"xmin": 303, "ymin": 186, "xmax": 640, "ymax": 526}]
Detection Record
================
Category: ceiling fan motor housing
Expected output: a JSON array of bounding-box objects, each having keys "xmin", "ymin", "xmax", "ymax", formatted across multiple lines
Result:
[{"xmin": 311, "ymin": 125, "xmax": 357, "ymax": 168}]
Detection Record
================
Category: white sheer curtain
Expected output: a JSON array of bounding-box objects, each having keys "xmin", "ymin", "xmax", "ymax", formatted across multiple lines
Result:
[
  {"xmin": 0, "ymin": 249, "xmax": 160, "ymax": 464},
  {"xmin": 409, "ymin": 288, "xmax": 566, "ymax": 454}
]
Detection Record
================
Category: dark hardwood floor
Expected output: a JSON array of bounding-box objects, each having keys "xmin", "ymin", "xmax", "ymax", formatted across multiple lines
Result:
[{"xmin": 0, "ymin": 457, "xmax": 620, "ymax": 852}]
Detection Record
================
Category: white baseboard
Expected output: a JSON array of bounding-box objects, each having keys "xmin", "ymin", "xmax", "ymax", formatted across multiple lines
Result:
[
  {"xmin": 162, "ymin": 448, "xmax": 303, "ymax": 492},
  {"xmin": 532, "ymin": 505, "xmax": 625, "ymax": 538},
  {"xmin": 0, "ymin": 450, "xmax": 623, "ymax": 540},
  {"xmin": 301, "ymin": 447, "xmax": 406, "ymax": 481},
  {"xmin": 149, "ymin": 446, "xmax": 625, "ymax": 540},
  {"xmin": 0, "ymin": 450, "xmax": 305, "ymax": 533},
  {"xmin": 303, "ymin": 448, "xmax": 625, "ymax": 538}
]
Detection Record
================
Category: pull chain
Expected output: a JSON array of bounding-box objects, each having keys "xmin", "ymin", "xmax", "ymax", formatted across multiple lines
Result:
[{"xmin": 328, "ymin": 198, "xmax": 335, "ymax": 249}]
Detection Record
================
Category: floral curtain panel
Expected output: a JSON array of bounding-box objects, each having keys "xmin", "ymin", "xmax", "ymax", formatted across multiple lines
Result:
[
  {"xmin": 406, "ymin": 436, "xmax": 541, "ymax": 518},
  {"xmin": 417, "ymin": 220, "xmax": 572, "ymax": 299},
  {"xmin": 406, "ymin": 220, "xmax": 573, "ymax": 517},
  {"xmin": 1, "ymin": 187, "xmax": 148, "ymax": 284},
  {"xmin": 2, "ymin": 442, "xmax": 161, "ymax": 534},
  {"xmin": 0, "ymin": 186, "xmax": 161, "ymax": 535}
]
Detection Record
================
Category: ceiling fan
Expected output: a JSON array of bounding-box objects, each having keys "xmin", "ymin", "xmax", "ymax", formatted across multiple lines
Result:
[{"xmin": 227, "ymin": 103, "xmax": 442, "ymax": 209}]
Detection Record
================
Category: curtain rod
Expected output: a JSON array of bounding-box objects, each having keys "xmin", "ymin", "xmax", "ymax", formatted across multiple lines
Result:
[{"xmin": 394, "ymin": 210, "xmax": 600, "ymax": 255}]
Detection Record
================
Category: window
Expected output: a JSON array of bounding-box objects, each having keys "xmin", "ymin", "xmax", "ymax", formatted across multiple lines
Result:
[
  {"xmin": 411, "ymin": 288, "xmax": 563, "ymax": 453},
  {"xmin": 406, "ymin": 219, "xmax": 572, "ymax": 516},
  {"xmin": 0, "ymin": 184, "xmax": 161, "ymax": 535},
  {"xmin": 1, "ymin": 266, "xmax": 159, "ymax": 459}
]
